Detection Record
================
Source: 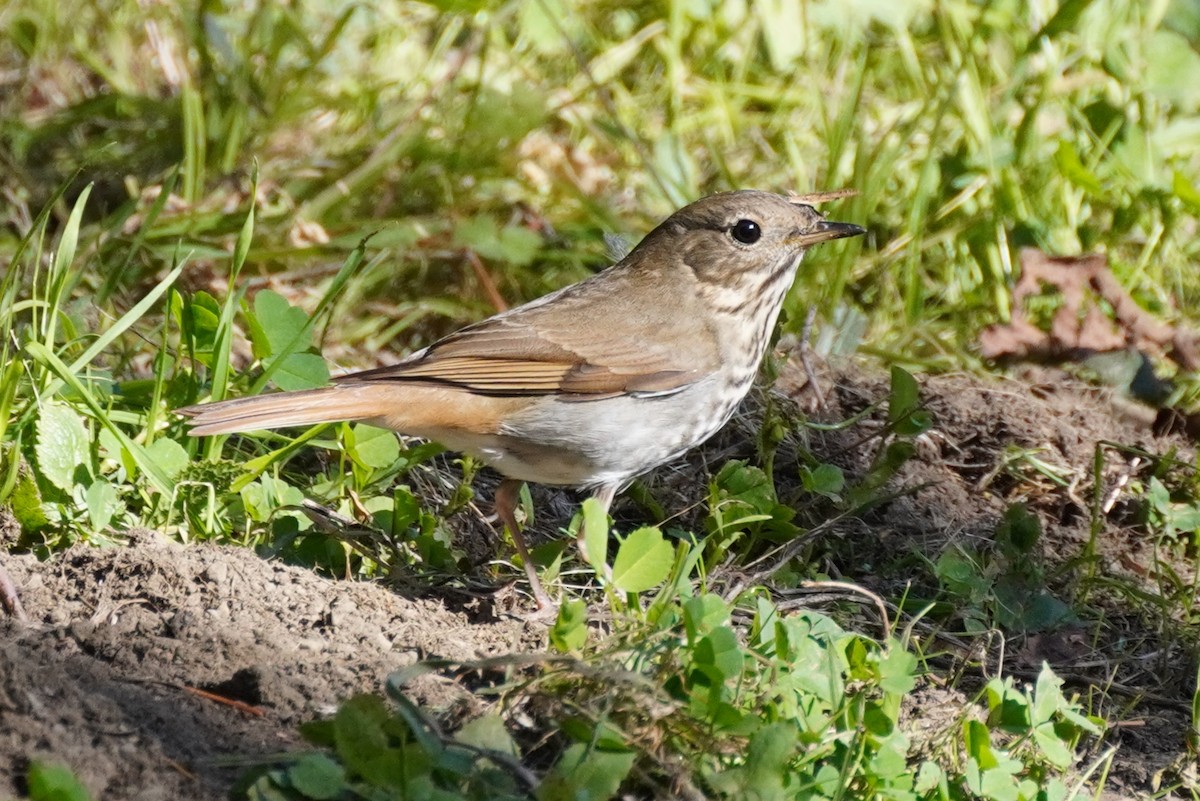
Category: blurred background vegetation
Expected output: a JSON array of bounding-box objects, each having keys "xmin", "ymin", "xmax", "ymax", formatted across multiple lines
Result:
[{"xmin": 4, "ymin": 0, "xmax": 1199, "ymax": 371}]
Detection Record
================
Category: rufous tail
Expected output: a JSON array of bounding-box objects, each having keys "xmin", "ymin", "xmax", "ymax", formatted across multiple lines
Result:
[{"xmin": 178, "ymin": 386, "xmax": 390, "ymax": 436}]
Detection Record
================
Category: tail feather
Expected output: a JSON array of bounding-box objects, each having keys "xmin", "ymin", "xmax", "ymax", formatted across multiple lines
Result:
[{"xmin": 179, "ymin": 386, "xmax": 385, "ymax": 436}]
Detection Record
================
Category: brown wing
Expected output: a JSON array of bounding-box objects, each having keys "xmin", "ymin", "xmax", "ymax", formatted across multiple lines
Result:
[{"xmin": 336, "ymin": 262, "xmax": 720, "ymax": 399}]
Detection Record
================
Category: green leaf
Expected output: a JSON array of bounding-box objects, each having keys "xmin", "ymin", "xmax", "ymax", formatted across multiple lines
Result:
[
  {"xmin": 268, "ymin": 352, "xmax": 330, "ymax": 391},
  {"xmin": 867, "ymin": 729, "xmax": 910, "ymax": 780},
  {"xmin": 333, "ymin": 695, "xmax": 405, "ymax": 789},
  {"xmin": 740, "ymin": 722, "xmax": 797, "ymax": 800},
  {"xmin": 251, "ymin": 289, "xmax": 313, "ymax": 359},
  {"xmin": 241, "ymin": 475, "xmax": 306, "ymax": 523},
  {"xmin": 180, "ymin": 290, "xmax": 221, "ymax": 362},
  {"xmin": 846, "ymin": 440, "xmax": 917, "ymax": 509},
  {"xmin": 25, "ymin": 343, "xmax": 172, "ymax": 495},
  {"xmin": 285, "ymin": 754, "xmax": 346, "ymax": 800},
  {"xmin": 876, "ymin": 645, "xmax": 918, "ymax": 696},
  {"xmin": 888, "ymin": 365, "xmax": 919, "ymax": 422},
  {"xmin": 812, "ymin": 763, "xmax": 842, "ymax": 797},
  {"xmin": 1031, "ymin": 663, "xmax": 1066, "ymax": 725},
  {"xmin": 979, "ymin": 765, "xmax": 1021, "ymax": 801},
  {"xmin": 452, "ymin": 216, "xmax": 500, "ymax": 251},
  {"xmin": 85, "ymin": 479, "xmax": 122, "ymax": 531},
  {"xmin": 1111, "ymin": 121, "xmax": 1153, "ymax": 182},
  {"xmin": 299, "ymin": 718, "xmax": 337, "ymax": 748},
  {"xmin": 230, "ymin": 179, "xmax": 256, "ymax": 278},
  {"xmin": 683, "ymin": 594, "xmax": 730, "ymax": 639},
  {"xmin": 26, "ymin": 761, "xmax": 93, "ymax": 801},
  {"xmin": 242, "ymin": 773, "xmax": 292, "ymax": 801},
  {"xmin": 35, "ymin": 401, "xmax": 91, "ymax": 493},
  {"xmin": 144, "ymin": 438, "xmax": 190, "ymax": 480},
  {"xmin": 935, "ymin": 548, "xmax": 984, "ymax": 596},
  {"xmin": 1168, "ymin": 503, "xmax": 1200, "ymax": 534},
  {"xmin": 714, "ymin": 461, "xmax": 776, "ymax": 513},
  {"xmin": 579, "ymin": 497, "xmax": 609, "ymax": 572},
  {"xmin": 887, "ymin": 366, "xmax": 930, "ymax": 435},
  {"xmin": 610, "ymin": 526, "xmax": 673, "ymax": 592},
  {"xmin": 695, "ymin": 626, "xmax": 743, "ymax": 681},
  {"xmin": 989, "ymin": 680, "xmax": 1034, "ymax": 733},
  {"xmin": 1146, "ymin": 477, "xmax": 1171, "ymax": 513},
  {"xmin": 8, "ymin": 460, "xmax": 48, "ymax": 532},
  {"xmin": 996, "ymin": 503, "xmax": 1040, "ymax": 553},
  {"xmin": 1020, "ymin": 592, "xmax": 1073, "ymax": 632},
  {"xmin": 964, "ymin": 758, "xmax": 985, "ymax": 796},
  {"xmin": 652, "ymin": 132, "xmax": 697, "ymax": 205},
  {"xmin": 550, "ymin": 598, "xmax": 588, "ymax": 652},
  {"xmin": 801, "ymin": 462, "xmax": 844, "ymax": 498},
  {"xmin": 963, "ymin": 719, "xmax": 996, "ymax": 767},
  {"xmin": 351, "ymin": 424, "xmax": 402, "ymax": 469},
  {"xmin": 1032, "ymin": 723, "xmax": 1074, "ymax": 769},
  {"xmin": 537, "ymin": 743, "xmax": 634, "ymax": 801},
  {"xmin": 455, "ymin": 714, "xmax": 518, "ymax": 757},
  {"xmin": 914, "ymin": 760, "xmax": 946, "ymax": 795},
  {"xmin": 49, "ymin": 182, "xmax": 90, "ymax": 287},
  {"xmin": 42, "ymin": 187, "xmax": 91, "ymax": 352},
  {"xmin": 1041, "ymin": 778, "xmax": 1070, "ymax": 801}
]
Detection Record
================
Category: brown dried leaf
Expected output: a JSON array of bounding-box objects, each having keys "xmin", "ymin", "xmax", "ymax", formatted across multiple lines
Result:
[{"xmin": 980, "ymin": 248, "xmax": 1200, "ymax": 371}]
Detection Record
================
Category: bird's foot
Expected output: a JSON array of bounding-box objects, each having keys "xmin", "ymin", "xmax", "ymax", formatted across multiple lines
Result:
[{"xmin": 521, "ymin": 596, "xmax": 560, "ymax": 622}]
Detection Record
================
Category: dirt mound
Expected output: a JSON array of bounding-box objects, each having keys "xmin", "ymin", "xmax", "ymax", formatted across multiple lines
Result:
[
  {"xmin": 1, "ymin": 364, "xmax": 1195, "ymax": 798},
  {"xmin": 0, "ymin": 533, "xmax": 537, "ymax": 799}
]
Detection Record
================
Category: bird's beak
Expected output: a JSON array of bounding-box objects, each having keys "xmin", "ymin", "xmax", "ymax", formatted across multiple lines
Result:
[{"xmin": 792, "ymin": 220, "xmax": 866, "ymax": 247}]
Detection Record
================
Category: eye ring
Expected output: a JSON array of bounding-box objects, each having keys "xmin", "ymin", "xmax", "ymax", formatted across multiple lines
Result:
[{"xmin": 730, "ymin": 219, "xmax": 762, "ymax": 245}]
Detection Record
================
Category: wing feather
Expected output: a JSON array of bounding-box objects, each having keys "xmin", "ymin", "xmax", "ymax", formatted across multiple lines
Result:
[{"xmin": 336, "ymin": 258, "xmax": 721, "ymax": 398}]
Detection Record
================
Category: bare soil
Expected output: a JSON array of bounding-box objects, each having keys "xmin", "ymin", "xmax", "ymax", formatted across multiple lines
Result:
[
  {"xmin": 2, "ymin": 364, "xmax": 1197, "ymax": 799},
  {"xmin": 0, "ymin": 533, "xmax": 540, "ymax": 799}
]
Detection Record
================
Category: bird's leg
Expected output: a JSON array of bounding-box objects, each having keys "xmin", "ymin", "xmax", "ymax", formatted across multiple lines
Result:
[
  {"xmin": 494, "ymin": 478, "xmax": 555, "ymax": 610},
  {"xmin": 0, "ymin": 561, "xmax": 27, "ymax": 623}
]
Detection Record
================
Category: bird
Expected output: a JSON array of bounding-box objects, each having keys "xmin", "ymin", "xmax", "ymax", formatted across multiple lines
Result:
[{"xmin": 179, "ymin": 190, "xmax": 865, "ymax": 608}]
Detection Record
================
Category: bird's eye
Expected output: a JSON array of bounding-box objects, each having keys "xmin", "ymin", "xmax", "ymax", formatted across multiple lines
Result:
[{"xmin": 730, "ymin": 219, "xmax": 762, "ymax": 245}]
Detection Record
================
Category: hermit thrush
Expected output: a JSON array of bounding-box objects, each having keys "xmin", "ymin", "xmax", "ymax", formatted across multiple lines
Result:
[{"xmin": 180, "ymin": 190, "xmax": 864, "ymax": 607}]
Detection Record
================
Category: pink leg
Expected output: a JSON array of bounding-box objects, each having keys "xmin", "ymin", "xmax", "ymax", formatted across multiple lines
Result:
[
  {"xmin": 0, "ymin": 561, "xmax": 27, "ymax": 623},
  {"xmin": 495, "ymin": 478, "xmax": 555, "ymax": 610}
]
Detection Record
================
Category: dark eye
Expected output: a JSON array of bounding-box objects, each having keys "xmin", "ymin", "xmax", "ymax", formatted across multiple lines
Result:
[{"xmin": 730, "ymin": 219, "xmax": 761, "ymax": 244}]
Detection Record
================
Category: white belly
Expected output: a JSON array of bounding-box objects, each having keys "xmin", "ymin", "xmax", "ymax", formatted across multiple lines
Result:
[{"xmin": 467, "ymin": 375, "xmax": 741, "ymax": 488}]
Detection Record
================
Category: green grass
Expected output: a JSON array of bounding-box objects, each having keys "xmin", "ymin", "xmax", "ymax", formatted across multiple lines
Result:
[{"xmin": 4, "ymin": 0, "xmax": 1200, "ymax": 797}]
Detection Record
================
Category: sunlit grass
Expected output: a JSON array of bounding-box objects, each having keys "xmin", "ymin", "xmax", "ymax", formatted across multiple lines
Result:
[
  {"xmin": 5, "ymin": 1, "xmax": 1199, "ymax": 363},
  {"xmin": 3, "ymin": 0, "xmax": 1200, "ymax": 795}
]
